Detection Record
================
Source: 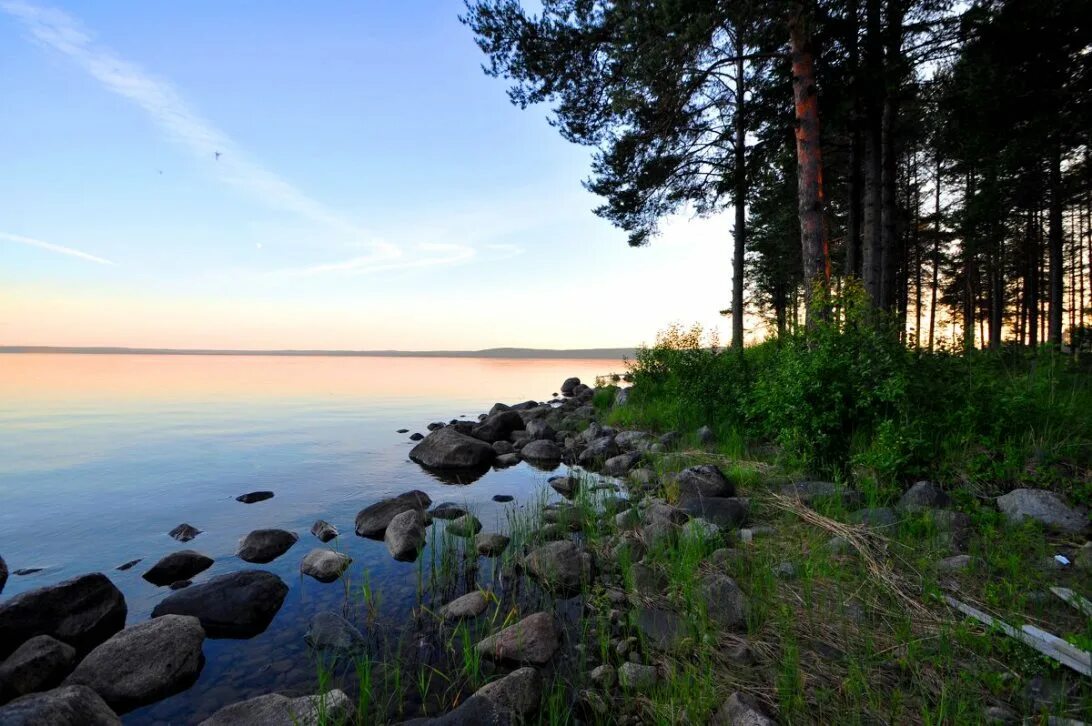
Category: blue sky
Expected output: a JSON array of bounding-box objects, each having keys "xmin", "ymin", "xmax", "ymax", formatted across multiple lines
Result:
[{"xmin": 0, "ymin": 1, "xmax": 739, "ymax": 350}]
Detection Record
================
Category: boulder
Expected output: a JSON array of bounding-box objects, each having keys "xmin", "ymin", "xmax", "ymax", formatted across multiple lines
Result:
[
  {"xmin": 897, "ymin": 481, "xmax": 950, "ymax": 510},
  {"xmin": 0, "ymin": 573, "xmax": 126, "ymax": 659},
  {"xmin": 385, "ymin": 509, "xmax": 426, "ymax": 562},
  {"xmin": 675, "ymin": 465, "xmax": 735, "ymax": 498},
  {"xmin": 115, "ymin": 560, "xmax": 141, "ymax": 572},
  {"xmin": 495, "ymin": 453, "xmax": 522, "ymax": 467},
  {"xmin": 427, "ymin": 422, "xmax": 446, "ymax": 431},
  {"xmin": 848, "ymin": 507, "xmax": 899, "ymax": 529},
  {"xmin": 639, "ymin": 501, "xmax": 689, "ymax": 544},
  {"xmin": 548, "ymin": 476, "xmax": 579, "ymax": 498},
  {"xmin": 604, "ymin": 452, "xmax": 641, "ymax": 477},
  {"xmin": 471, "ymin": 410, "xmax": 525, "ymax": 443},
  {"xmin": 492, "ymin": 494, "xmax": 515, "ymax": 503},
  {"xmin": 151, "ymin": 570, "xmax": 288, "ymax": 638},
  {"xmin": 168, "ymin": 523, "xmax": 201, "ymax": 542},
  {"xmin": 474, "ymin": 667, "xmax": 541, "ymax": 718},
  {"xmin": 525, "ymin": 420, "xmax": 557, "ymax": 441},
  {"xmin": 524, "ymin": 540, "xmax": 591, "ymax": 595},
  {"xmin": 699, "ymin": 573, "xmax": 747, "ymax": 629},
  {"xmin": 696, "ymin": 425, "xmax": 716, "ymax": 445},
  {"xmin": 142, "ymin": 550, "xmax": 214, "ymax": 587},
  {"xmin": 488, "ymin": 403, "xmax": 512, "ymax": 416},
  {"xmin": 355, "ymin": 490, "xmax": 432, "ymax": 538},
  {"xmin": 475, "ymin": 533, "xmax": 510, "ymax": 557},
  {"xmin": 996, "ymin": 488, "xmax": 1089, "ymax": 534},
  {"xmin": 572, "ymin": 383, "xmax": 593, "ymax": 397},
  {"xmin": 475, "ymin": 612, "xmax": 560, "ymax": 665},
  {"xmin": 659, "ymin": 431, "xmax": 681, "ymax": 449},
  {"xmin": 410, "ymin": 432, "xmax": 425, "ymax": 441},
  {"xmin": 577, "ymin": 436, "xmax": 619, "ymax": 467},
  {"xmin": 521, "ymin": 439, "xmax": 562, "ymax": 463},
  {"xmin": 410, "ymin": 427, "xmax": 496, "ymax": 469},
  {"xmin": 712, "ymin": 692, "xmax": 775, "ymax": 726},
  {"xmin": 64, "ymin": 615, "xmax": 205, "ymax": 714},
  {"xmin": 0, "ymin": 685, "xmax": 120, "ymax": 725},
  {"xmin": 0, "ymin": 635, "xmax": 77, "ymax": 703},
  {"xmin": 299, "ymin": 549, "xmax": 352, "ymax": 583},
  {"xmin": 236, "ymin": 529, "xmax": 298, "ymax": 564},
  {"xmin": 628, "ymin": 468, "xmax": 657, "ymax": 489},
  {"xmin": 198, "ymin": 690, "xmax": 353, "ymax": 726},
  {"xmin": 446, "ymin": 515, "xmax": 482, "ymax": 538},
  {"xmin": 235, "ymin": 491, "xmax": 274, "ymax": 504},
  {"xmin": 618, "ymin": 662, "xmax": 659, "ymax": 690},
  {"xmin": 635, "ymin": 607, "xmax": 687, "ymax": 652},
  {"xmin": 438, "ymin": 591, "xmax": 489, "ymax": 620},
  {"xmin": 310, "ymin": 520, "xmax": 339, "ymax": 542},
  {"xmin": 560, "ymin": 377, "xmax": 581, "ymax": 395},
  {"xmin": 678, "ymin": 496, "xmax": 748, "ymax": 529},
  {"xmin": 614, "ymin": 431, "xmax": 653, "ymax": 451},
  {"xmin": 304, "ymin": 612, "xmax": 363, "ymax": 654},
  {"xmin": 430, "ymin": 503, "xmax": 469, "ymax": 520},
  {"xmin": 491, "ymin": 440, "xmax": 514, "ymax": 455}
]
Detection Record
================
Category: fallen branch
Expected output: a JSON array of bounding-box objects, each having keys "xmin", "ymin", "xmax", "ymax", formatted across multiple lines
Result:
[{"xmin": 1050, "ymin": 587, "xmax": 1092, "ymax": 618}]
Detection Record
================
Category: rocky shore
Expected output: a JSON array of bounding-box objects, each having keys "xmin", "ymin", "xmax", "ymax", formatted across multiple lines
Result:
[{"xmin": 1, "ymin": 375, "xmax": 1089, "ymax": 724}]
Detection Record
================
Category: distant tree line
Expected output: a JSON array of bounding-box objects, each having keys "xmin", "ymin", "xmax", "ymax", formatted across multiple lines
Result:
[{"xmin": 464, "ymin": 0, "xmax": 1091, "ymax": 350}]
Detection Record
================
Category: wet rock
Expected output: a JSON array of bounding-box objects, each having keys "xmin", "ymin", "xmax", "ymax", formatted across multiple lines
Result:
[
  {"xmin": 700, "ymin": 572, "xmax": 747, "ymax": 629},
  {"xmin": 0, "ymin": 635, "xmax": 77, "ymax": 702},
  {"xmin": 115, "ymin": 559, "xmax": 141, "ymax": 572},
  {"xmin": 678, "ymin": 496, "xmax": 748, "ymax": 529},
  {"xmin": 64, "ymin": 615, "xmax": 204, "ymax": 714},
  {"xmin": 471, "ymin": 410, "xmax": 525, "ymax": 443},
  {"xmin": 236, "ymin": 529, "xmax": 298, "ymax": 564},
  {"xmin": 495, "ymin": 453, "xmax": 522, "ymax": 467},
  {"xmin": 310, "ymin": 520, "xmax": 339, "ymax": 542},
  {"xmin": 521, "ymin": 439, "xmax": 562, "ymax": 463},
  {"xmin": 168, "ymin": 523, "xmax": 201, "ymax": 542},
  {"xmin": 385, "ymin": 509, "xmax": 426, "ymax": 562},
  {"xmin": 0, "ymin": 573, "xmax": 127, "ymax": 659},
  {"xmin": 996, "ymin": 488, "xmax": 1089, "ymax": 534},
  {"xmin": 355, "ymin": 490, "xmax": 432, "ymax": 538},
  {"xmin": 475, "ymin": 533, "xmax": 510, "ymax": 557},
  {"xmin": 849, "ymin": 507, "xmax": 899, "ymax": 529},
  {"xmin": 897, "ymin": 481, "xmax": 950, "ymax": 511},
  {"xmin": 474, "ymin": 666, "xmax": 541, "ymax": 718},
  {"xmin": 675, "ymin": 465, "xmax": 735, "ymax": 498},
  {"xmin": 198, "ymin": 689, "xmax": 353, "ymax": 726},
  {"xmin": 492, "ymin": 494, "xmax": 514, "ymax": 503},
  {"xmin": 410, "ymin": 432, "xmax": 425, "ymax": 441},
  {"xmin": 410, "ymin": 427, "xmax": 496, "ymax": 469},
  {"xmin": 430, "ymin": 503, "xmax": 469, "ymax": 520},
  {"xmin": 0, "ymin": 685, "xmax": 120, "ymax": 725},
  {"xmin": 475, "ymin": 612, "xmax": 560, "ymax": 665},
  {"xmin": 428, "ymin": 422, "xmax": 446, "ymax": 431},
  {"xmin": 305, "ymin": 612, "xmax": 363, "ymax": 654},
  {"xmin": 549, "ymin": 476, "xmax": 579, "ymax": 498},
  {"xmin": 397, "ymin": 428, "xmax": 409, "ymax": 433},
  {"xmin": 560, "ymin": 377, "xmax": 581, "ymax": 396},
  {"xmin": 142, "ymin": 550, "xmax": 213, "ymax": 587},
  {"xmin": 439, "ymin": 591, "xmax": 489, "ymax": 620},
  {"xmin": 235, "ymin": 491, "xmax": 273, "ymax": 504},
  {"xmin": 446, "ymin": 515, "xmax": 483, "ymax": 538},
  {"xmin": 492, "ymin": 440, "xmax": 514, "ymax": 455},
  {"xmin": 712, "ymin": 691, "xmax": 775, "ymax": 725},
  {"xmin": 169, "ymin": 580, "xmax": 191, "ymax": 590},
  {"xmin": 13, "ymin": 569, "xmax": 44, "ymax": 577},
  {"xmin": 618, "ymin": 662, "xmax": 658, "ymax": 690},
  {"xmin": 604, "ymin": 452, "xmax": 641, "ymax": 477},
  {"xmin": 578, "ymin": 436, "xmax": 619, "ymax": 467},
  {"xmin": 151, "ymin": 570, "xmax": 288, "ymax": 638},
  {"xmin": 696, "ymin": 425, "xmax": 715, "ymax": 445},
  {"xmin": 525, "ymin": 540, "xmax": 592, "ymax": 595},
  {"xmin": 299, "ymin": 549, "xmax": 352, "ymax": 583}
]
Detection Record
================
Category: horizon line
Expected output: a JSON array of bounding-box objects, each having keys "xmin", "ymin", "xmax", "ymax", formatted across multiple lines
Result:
[{"xmin": 0, "ymin": 345, "xmax": 636, "ymax": 360}]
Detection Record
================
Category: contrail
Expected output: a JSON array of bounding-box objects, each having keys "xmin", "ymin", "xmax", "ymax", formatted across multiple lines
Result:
[{"xmin": 0, "ymin": 231, "xmax": 116, "ymax": 265}]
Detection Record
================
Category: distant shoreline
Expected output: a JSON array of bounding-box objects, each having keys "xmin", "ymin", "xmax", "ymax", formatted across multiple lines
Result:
[{"xmin": 0, "ymin": 345, "xmax": 635, "ymax": 360}]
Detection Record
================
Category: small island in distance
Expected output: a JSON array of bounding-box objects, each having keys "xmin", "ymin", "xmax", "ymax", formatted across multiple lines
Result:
[{"xmin": 0, "ymin": 345, "xmax": 635, "ymax": 360}]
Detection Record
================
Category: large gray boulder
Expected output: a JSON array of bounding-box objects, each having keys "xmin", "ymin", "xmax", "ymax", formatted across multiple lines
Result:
[
  {"xmin": 675, "ymin": 465, "xmax": 735, "ymax": 498},
  {"xmin": 678, "ymin": 496, "xmax": 748, "ymax": 529},
  {"xmin": 614, "ymin": 431, "xmax": 653, "ymax": 451},
  {"xmin": 700, "ymin": 573, "xmax": 747, "ymax": 629},
  {"xmin": 299, "ymin": 549, "xmax": 352, "ymax": 583},
  {"xmin": 640, "ymin": 501, "xmax": 689, "ymax": 544},
  {"xmin": 475, "ymin": 612, "xmax": 560, "ymax": 665},
  {"xmin": 198, "ymin": 689, "xmax": 353, "ymax": 726},
  {"xmin": 548, "ymin": 475, "xmax": 579, "ymax": 498},
  {"xmin": 385, "ymin": 509, "xmax": 426, "ymax": 562},
  {"xmin": 0, "ymin": 573, "xmax": 127, "ymax": 659},
  {"xmin": 151, "ymin": 570, "xmax": 287, "ymax": 638},
  {"xmin": 604, "ymin": 452, "xmax": 641, "ymax": 477},
  {"xmin": 475, "ymin": 533, "xmax": 510, "ymax": 557},
  {"xmin": 577, "ymin": 436, "xmax": 619, "ymax": 467},
  {"xmin": 521, "ymin": 439, "xmax": 562, "ymax": 463},
  {"xmin": 410, "ymin": 427, "xmax": 496, "ymax": 469},
  {"xmin": 142, "ymin": 550, "xmax": 214, "ymax": 587},
  {"xmin": 524, "ymin": 540, "xmax": 591, "ymax": 595},
  {"xmin": 0, "ymin": 685, "xmax": 120, "ymax": 725},
  {"xmin": 236, "ymin": 529, "xmax": 298, "ymax": 564},
  {"xmin": 474, "ymin": 667, "xmax": 542, "ymax": 719},
  {"xmin": 355, "ymin": 490, "xmax": 432, "ymax": 538},
  {"xmin": 0, "ymin": 635, "xmax": 77, "ymax": 703},
  {"xmin": 711, "ymin": 692, "xmax": 775, "ymax": 725},
  {"xmin": 560, "ymin": 377, "xmax": 581, "ymax": 395},
  {"xmin": 897, "ymin": 481, "xmax": 950, "ymax": 511},
  {"xmin": 304, "ymin": 612, "xmax": 364, "ymax": 654},
  {"xmin": 996, "ymin": 488, "xmax": 1089, "ymax": 534},
  {"xmin": 470, "ymin": 410, "xmax": 525, "ymax": 443},
  {"xmin": 64, "ymin": 615, "xmax": 205, "ymax": 714},
  {"xmin": 310, "ymin": 520, "xmax": 339, "ymax": 542},
  {"xmin": 525, "ymin": 420, "xmax": 556, "ymax": 441}
]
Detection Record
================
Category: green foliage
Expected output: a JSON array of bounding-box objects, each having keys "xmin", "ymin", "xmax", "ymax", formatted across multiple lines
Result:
[{"xmin": 614, "ymin": 287, "xmax": 1092, "ymax": 491}]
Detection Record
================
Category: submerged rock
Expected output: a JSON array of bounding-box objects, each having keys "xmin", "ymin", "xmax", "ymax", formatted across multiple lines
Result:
[
  {"xmin": 474, "ymin": 667, "xmax": 542, "ymax": 719},
  {"xmin": 64, "ymin": 615, "xmax": 205, "ymax": 714},
  {"xmin": 475, "ymin": 612, "xmax": 560, "ymax": 665},
  {"xmin": 0, "ymin": 685, "xmax": 120, "ymax": 725},
  {"xmin": 236, "ymin": 529, "xmax": 298, "ymax": 564},
  {"xmin": 354, "ymin": 490, "xmax": 432, "ymax": 538},
  {"xmin": 0, "ymin": 635, "xmax": 77, "ymax": 702},
  {"xmin": 410, "ymin": 427, "xmax": 496, "ymax": 469},
  {"xmin": 385, "ymin": 509, "xmax": 426, "ymax": 562},
  {"xmin": 996, "ymin": 488, "xmax": 1089, "ymax": 534},
  {"xmin": 475, "ymin": 533, "xmax": 510, "ymax": 557},
  {"xmin": 142, "ymin": 550, "xmax": 213, "ymax": 587},
  {"xmin": 198, "ymin": 689, "xmax": 353, "ymax": 726},
  {"xmin": 446, "ymin": 514, "xmax": 483, "ymax": 538},
  {"xmin": 429, "ymin": 502, "xmax": 468, "ymax": 520},
  {"xmin": 115, "ymin": 559, "xmax": 142, "ymax": 572},
  {"xmin": 492, "ymin": 494, "xmax": 515, "ymax": 503},
  {"xmin": 0, "ymin": 572, "xmax": 127, "ymax": 659},
  {"xmin": 168, "ymin": 523, "xmax": 201, "ymax": 542},
  {"xmin": 151, "ymin": 570, "xmax": 288, "ymax": 638},
  {"xmin": 235, "ymin": 491, "xmax": 274, "ymax": 504},
  {"xmin": 305, "ymin": 612, "xmax": 364, "ymax": 654},
  {"xmin": 299, "ymin": 549, "xmax": 352, "ymax": 583},
  {"xmin": 310, "ymin": 520, "xmax": 339, "ymax": 543}
]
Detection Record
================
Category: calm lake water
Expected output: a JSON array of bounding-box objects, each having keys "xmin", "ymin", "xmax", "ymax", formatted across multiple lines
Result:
[{"xmin": 0, "ymin": 354, "xmax": 621, "ymax": 724}]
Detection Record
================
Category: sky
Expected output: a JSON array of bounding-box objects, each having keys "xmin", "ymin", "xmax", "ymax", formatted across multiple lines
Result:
[{"xmin": 0, "ymin": 1, "xmax": 743, "ymax": 351}]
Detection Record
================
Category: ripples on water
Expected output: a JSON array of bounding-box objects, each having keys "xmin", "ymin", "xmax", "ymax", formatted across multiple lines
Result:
[{"xmin": 0, "ymin": 354, "xmax": 619, "ymax": 723}]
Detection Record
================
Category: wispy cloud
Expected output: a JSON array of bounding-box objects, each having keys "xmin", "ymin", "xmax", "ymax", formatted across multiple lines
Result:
[
  {"xmin": 0, "ymin": 231, "xmax": 115, "ymax": 265},
  {"xmin": 0, "ymin": 0, "xmax": 494, "ymax": 275}
]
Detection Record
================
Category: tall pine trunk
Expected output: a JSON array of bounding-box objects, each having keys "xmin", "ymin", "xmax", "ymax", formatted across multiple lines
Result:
[
  {"xmin": 928, "ymin": 153, "xmax": 940, "ymax": 352},
  {"xmin": 731, "ymin": 41, "xmax": 747, "ymax": 350},
  {"xmin": 1048, "ymin": 145, "xmax": 1064, "ymax": 346},
  {"xmin": 845, "ymin": 0, "xmax": 862, "ymax": 278},
  {"xmin": 860, "ymin": 0, "xmax": 883, "ymax": 306}
]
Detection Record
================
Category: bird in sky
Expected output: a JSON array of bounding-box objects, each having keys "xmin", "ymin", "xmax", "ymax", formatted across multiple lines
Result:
[{"xmin": 214, "ymin": 151, "xmax": 222, "ymax": 161}]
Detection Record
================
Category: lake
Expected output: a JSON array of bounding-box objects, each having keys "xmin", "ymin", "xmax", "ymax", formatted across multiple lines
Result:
[{"xmin": 0, "ymin": 353, "xmax": 622, "ymax": 723}]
